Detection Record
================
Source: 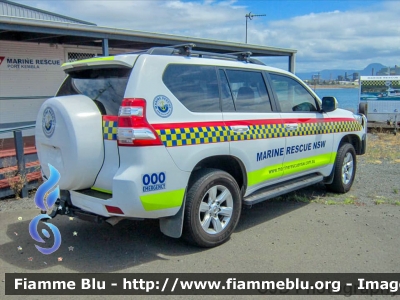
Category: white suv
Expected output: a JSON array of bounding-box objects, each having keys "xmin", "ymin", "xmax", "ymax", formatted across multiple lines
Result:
[{"xmin": 35, "ymin": 44, "xmax": 367, "ymax": 247}]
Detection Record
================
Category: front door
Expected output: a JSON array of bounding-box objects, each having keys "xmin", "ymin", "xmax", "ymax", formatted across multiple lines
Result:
[{"xmin": 268, "ymin": 73, "xmax": 334, "ymax": 180}]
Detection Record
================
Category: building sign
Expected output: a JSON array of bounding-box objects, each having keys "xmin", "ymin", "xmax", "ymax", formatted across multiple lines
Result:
[{"xmin": 0, "ymin": 56, "xmax": 62, "ymax": 70}]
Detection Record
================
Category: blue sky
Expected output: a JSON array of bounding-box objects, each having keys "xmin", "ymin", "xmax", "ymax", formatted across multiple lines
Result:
[{"xmin": 11, "ymin": 0, "xmax": 400, "ymax": 73}]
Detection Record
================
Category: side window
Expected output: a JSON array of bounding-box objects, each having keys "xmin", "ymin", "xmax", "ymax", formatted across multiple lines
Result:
[
  {"xmin": 162, "ymin": 65, "xmax": 220, "ymax": 112},
  {"xmin": 269, "ymin": 73, "xmax": 319, "ymax": 112},
  {"xmin": 225, "ymin": 69, "xmax": 272, "ymax": 113},
  {"xmin": 218, "ymin": 69, "xmax": 235, "ymax": 112}
]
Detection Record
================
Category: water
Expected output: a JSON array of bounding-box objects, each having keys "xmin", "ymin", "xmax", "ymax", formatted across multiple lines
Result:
[{"xmin": 315, "ymin": 88, "xmax": 359, "ymax": 113}]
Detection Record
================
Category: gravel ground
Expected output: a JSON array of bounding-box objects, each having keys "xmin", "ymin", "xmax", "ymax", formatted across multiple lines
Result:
[{"xmin": 1, "ymin": 133, "xmax": 399, "ymax": 211}]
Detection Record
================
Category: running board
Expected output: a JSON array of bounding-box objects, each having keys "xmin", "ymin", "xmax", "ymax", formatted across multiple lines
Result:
[{"xmin": 243, "ymin": 174, "xmax": 323, "ymax": 206}]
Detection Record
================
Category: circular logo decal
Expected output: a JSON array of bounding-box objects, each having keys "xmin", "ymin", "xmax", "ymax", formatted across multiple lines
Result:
[
  {"xmin": 153, "ymin": 95, "xmax": 173, "ymax": 118},
  {"xmin": 42, "ymin": 107, "xmax": 56, "ymax": 138}
]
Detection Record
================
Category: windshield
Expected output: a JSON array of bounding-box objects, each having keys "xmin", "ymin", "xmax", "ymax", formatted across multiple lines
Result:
[{"xmin": 57, "ymin": 67, "xmax": 132, "ymax": 115}]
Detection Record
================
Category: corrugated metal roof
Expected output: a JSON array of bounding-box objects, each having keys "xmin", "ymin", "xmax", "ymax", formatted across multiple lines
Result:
[
  {"xmin": 0, "ymin": 16, "xmax": 297, "ymax": 57},
  {"xmin": 0, "ymin": 0, "xmax": 96, "ymax": 25},
  {"xmin": 0, "ymin": 3, "xmax": 296, "ymax": 71}
]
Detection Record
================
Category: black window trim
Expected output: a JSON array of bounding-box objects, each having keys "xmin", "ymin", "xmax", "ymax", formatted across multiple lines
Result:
[
  {"xmin": 217, "ymin": 68, "xmax": 236, "ymax": 111},
  {"xmin": 262, "ymin": 71, "xmax": 279, "ymax": 112}
]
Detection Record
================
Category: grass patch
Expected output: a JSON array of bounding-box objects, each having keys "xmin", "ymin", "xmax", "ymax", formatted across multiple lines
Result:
[
  {"xmin": 325, "ymin": 200, "xmax": 337, "ymax": 205},
  {"xmin": 343, "ymin": 198, "xmax": 355, "ymax": 205},
  {"xmin": 374, "ymin": 199, "xmax": 386, "ymax": 205},
  {"xmin": 1, "ymin": 157, "xmax": 27, "ymax": 199},
  {"xmin": 394, "ymin": 188, "xmax": 398, "ymax": 194},
  {"xmin": 271, "ymin": 193, "xmax": 315, "ymax": 203},
  {"xmin": 311, "ymin": 196, "xmax": 326, "ymax": 204},
  {"xmin": 270, "ymin": 196, "xmax": 285, "ymax": 202},
  {"xmin": 325, "ymin": 192, "xmax": 341, "ymax": 198},
  {"xmin": 394, "ymin": 201, "xmax": 400, "ymax": 206},
  {"xmin": 291, "ymin": 193, "xmax": 311, "ymax": 203},
  {"xmin": 366, "ymin": 133, "xmax": 400, "ymax": 163}
]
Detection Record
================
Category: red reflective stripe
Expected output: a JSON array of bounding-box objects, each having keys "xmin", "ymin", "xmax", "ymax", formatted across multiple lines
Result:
[
  {"xmin": 224, "ymin": 119, "xmax": 283, "ymax": 126},
  {"xmin": 152, "ymin": 121, "xmax": 226, "ymax": 130},
  {"xmin": 281, "ymin": 117, "xmax": 355, "ymax": 124},
  {"xmin": 152, "ymin": 118, "xmax": 356, "ymax": 129},
  {"xmin": 103, "ymin": 115, "xmax": 118, "ymax": 121}
]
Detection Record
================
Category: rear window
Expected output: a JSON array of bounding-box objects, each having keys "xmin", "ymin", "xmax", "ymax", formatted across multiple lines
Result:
[
  {"xmin": 162, "ymin": 64, "xmax": 220, "ymax": 112},
  {"xmin": 57, "ymin": 67, "xmax": 131, "ymax": 115}
]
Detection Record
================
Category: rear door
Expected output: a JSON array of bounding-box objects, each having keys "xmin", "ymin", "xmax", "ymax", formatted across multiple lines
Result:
[
  {"xmin": 267, "ymin": 72, "xmax": 334, "ymax": 180},
  {"xmin": 220, "ymin": 68, "xmax": 285, "ymax": 196},
  {"xmin": 141, "ymin": 60, "xmax": 228, "ymax": 172}
]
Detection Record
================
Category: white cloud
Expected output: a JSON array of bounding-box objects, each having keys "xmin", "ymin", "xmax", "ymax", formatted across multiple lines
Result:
[
  {"xmin": 13, "ymin": 0, "xmax": 400, "ymax": 72},
  {"xmin": 260, "ymin": 2, "xmax": 400, "ymax": 71}
]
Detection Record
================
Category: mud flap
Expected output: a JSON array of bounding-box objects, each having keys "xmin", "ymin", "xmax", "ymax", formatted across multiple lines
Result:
[
  {"xmin": 323, "ymin": 164, "xmax": 335, "ymax": 185},
  {"xmin": 159, "ymin": 195, "xmax": 186, "ymax": 238}
]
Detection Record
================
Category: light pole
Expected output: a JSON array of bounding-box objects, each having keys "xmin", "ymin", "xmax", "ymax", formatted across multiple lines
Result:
[{"xmin": 245, "ymin": 12, "xmax": 266, "ymax": 43}]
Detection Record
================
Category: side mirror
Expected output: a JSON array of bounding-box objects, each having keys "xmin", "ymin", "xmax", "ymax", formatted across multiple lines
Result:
[{"xmin": 321, "ymin": 96, "xmax": 338, "ymax": 112}]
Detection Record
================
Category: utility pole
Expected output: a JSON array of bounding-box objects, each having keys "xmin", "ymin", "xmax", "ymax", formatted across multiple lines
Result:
[{"xmin": 245, "ymin": 12, "xmax": 266, "ymax": 43}]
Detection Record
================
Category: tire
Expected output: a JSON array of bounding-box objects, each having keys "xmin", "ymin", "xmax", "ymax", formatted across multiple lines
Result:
[
  {"xmin": 359, "ymin": 102, "xmax": 367, "ymax": 115},
  {"xmin": 182, "ymin": 169, "xmax": 242, "ymax": 248},
  {"xmin": 35, "ymin": 95, "xmax": 104, "ymax": 190},
  {"xmin": 326, "ymin": 143, "xmax": 357, "ymax": 193}
]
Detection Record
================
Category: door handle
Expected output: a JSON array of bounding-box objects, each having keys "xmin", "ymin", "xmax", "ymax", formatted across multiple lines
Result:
[
  {"xmin": 285, "ymin": 123, "xmax": 298, "ymax": 131},
  {"xmin": 231, "ymin": 125, "xmax": 249, "ymax": 133}
]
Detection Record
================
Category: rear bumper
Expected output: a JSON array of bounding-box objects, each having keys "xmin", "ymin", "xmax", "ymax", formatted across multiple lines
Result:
[
  {"xmin": 67, "ymin": 146, "xmax": 190, "ymax": 219},
  {"xmin": 69, "ymin": 188, "xmax": 185, "ymax": 219},
  {"xmin": 49, "ymin": 190, "xmax": 107, "ymax": 223}
]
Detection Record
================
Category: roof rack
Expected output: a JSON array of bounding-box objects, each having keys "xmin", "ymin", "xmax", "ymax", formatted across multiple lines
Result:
[
  {"xmin": 166, "ymin": 43, "xmax": 196, "ymax": 56},
  {"xmin": 145, "ymin": 43, "xmax": 266, "ymax": 66}
]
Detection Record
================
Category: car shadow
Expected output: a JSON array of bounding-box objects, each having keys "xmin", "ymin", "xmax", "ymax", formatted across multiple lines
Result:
[
  {"xmin": 0, "ymin": 186, "xmax": 328, "ymax": 272},
  {"xmin": 237, "ymin": 182, "xmax": 330, "ymax": 232}
]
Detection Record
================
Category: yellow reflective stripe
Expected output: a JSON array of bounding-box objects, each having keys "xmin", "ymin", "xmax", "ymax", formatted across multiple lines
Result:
[
  {"xmin": 283, "ymin": 153, "xmax": 336, "ymax": 177},
  {"xmin": 91, "ymin": 186, "xmax": 112, "ymax": 194},
  {"xmin": 248, "ymin": 161, "xmax": 283, "ymax": 186},
  {"xmin": 248, "ymin": 152, "xmax": 336, "ymax": 187},
  {"xmin": 140, "ymin": 189, "xmax": 185, "ymax": 211},
  {"xmin": 62, "ymin": 56, "xmax": 115, "ymax": 68}
]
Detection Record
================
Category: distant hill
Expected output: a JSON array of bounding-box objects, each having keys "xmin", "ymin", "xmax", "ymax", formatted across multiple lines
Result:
[{"xmin": 296, "ymin": 63, "xmax": 386, "ymax": 80}]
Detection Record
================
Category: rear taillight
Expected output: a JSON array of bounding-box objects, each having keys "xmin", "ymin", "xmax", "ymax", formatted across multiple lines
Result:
[{"xmin": 117, "ymin": 98, "xmax": 163, "ymax": 146}]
